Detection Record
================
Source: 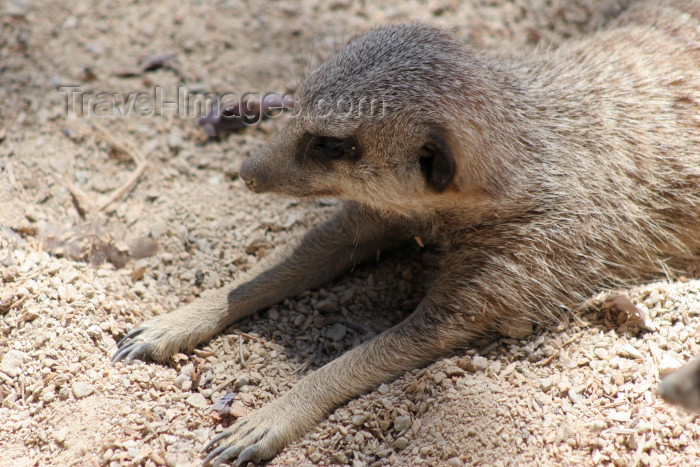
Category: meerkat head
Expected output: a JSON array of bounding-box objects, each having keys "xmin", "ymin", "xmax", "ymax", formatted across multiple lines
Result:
[{"xmin": 240, "ymin": 23, "xmax": 506, "ymax": 216}]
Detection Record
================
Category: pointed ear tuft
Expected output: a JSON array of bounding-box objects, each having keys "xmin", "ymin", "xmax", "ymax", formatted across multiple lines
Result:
[{"xmin": 419, "ymin": 132, "xmax": 456, "ymax": 192}]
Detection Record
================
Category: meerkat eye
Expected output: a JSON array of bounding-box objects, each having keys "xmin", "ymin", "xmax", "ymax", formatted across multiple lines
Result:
[
  {"xmin": 314, "ymin": 136, "xmax": 347, "ymax": 159},
  {"xmin": 419, "ymin": 132, "xmax": 456, "ymax": 192},
  {"xmin": 305, "ymin": 135, "xmax": 361, "ymax": 161}
]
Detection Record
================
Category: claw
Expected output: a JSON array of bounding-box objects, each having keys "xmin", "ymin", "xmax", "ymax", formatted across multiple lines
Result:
[
  {"xmin": 112, "ymin": 342, "xmax": 139, "ymax": 364},
  {"xmin": 112, "ymin": 339, "xmax": 153, "ymax": 364},
  {"xmin": 125, "ymin": 342, "xmax": 152, "ymax": 363},
  {"xmin": 203, "ymin": 430, "xmax": 231, "ymax": 451},
  {"xmin": 234, "ymin": 444, "xmax": 259, "ymax": 466},
  {"xmin": 202, "ymin": 444, "xmax": 228, "ymax": 466},
  {"xmin": 213, "ymin": 445, "xmax": 244, "ymax": 467},
  {"xmin": 117, "ymin": 327, "xmax": 146, "ymax": 347}
]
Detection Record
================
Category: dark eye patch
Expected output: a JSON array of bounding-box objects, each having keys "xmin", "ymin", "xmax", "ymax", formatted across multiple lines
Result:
[
  {"xmin": 296, "ymin": 133, "xmax": 361, "ymax": 164},
  {"xmin": 419, "ymin": 131, "xmax": 456, "ymax": 192}
]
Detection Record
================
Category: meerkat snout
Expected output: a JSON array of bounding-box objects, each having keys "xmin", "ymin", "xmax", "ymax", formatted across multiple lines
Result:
[
  {"xmin": 239, "ymin": 131, "xmax": 299, "ymax": 194},
  {"xmin": 239, "ymin": 158, "xmax": 262, "ymax": 192}
]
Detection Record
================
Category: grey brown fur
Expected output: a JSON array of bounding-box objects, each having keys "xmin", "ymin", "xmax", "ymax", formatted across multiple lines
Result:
[
  {"xmin": 114, "ymin": 1, "xmax": 700, "ymax": 464},
  {"xmin": 659, "ymin": 356, "xmax": 700, "ymax": 411}
]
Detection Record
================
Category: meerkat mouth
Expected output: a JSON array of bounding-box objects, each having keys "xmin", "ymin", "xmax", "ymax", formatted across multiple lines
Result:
[{"xmin": 306, "ymin": 188, "xmax": 341, "ymax": 198}]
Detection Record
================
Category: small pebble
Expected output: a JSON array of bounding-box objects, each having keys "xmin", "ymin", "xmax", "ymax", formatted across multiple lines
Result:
[
  {"xmin": 41, "ymin": 390, "xmax": 55, "ymax": 403},
  {"xmin": 53, "ymin": 427, "xmax": 69, "ymax": 445},
  {"xmin": 433, "ymin": 371, "xmax": 447, "ymax": 385},
  {"xmin": 164, "ymin": 455, "xmax": 177, "ymax": 467},
  {"xmin": 457, "ymin": 357, "xmax": 477, "ymax": 372},
  {"xmin": 609, "ymin": 411, "xmax": 631, "ymax": 422},
  {"xmin": 86, "ymin": 325, "xmax": 102, "ymax": 339},
  {"xmin": 618, "ymin": 344, "xmax": 643, "ymax": 360},
  {"xmin": 333, "ymin": 453, "xmax": 349, "ymax": 464},
  {"xmin": 556, "ymin": 423, "xmax": 572, "ymax": 443},
  {"xmin": 180, "ymin": 363, "xmax": 194, "ymax": 377},
  {"xmin": 394, "ymin": 415, "xmax": 411, "ymax": 432},
  {"xmin": 352, "ymin": 414, "xmax": 368, "ymax": 426},
  {"xmin": 315, "ymin": 299, "xmax": 338, "ymax": 313},
  {"xmin": 150, "ymin": 221, "xmax": 169, "ymax": 239},
  {"xmin": 174, "ymin": 374, "xmax": 189, "ymax": 390},
  {"xmin": 283, "ymin": 214, "xmax": 297, "ymax": 229},
  {"xmin": 443, "ymin": 366, "xmax": 464, "ymax": 377},
  {"xmin": 72, "ymin": 382, "xmax": 95, "ymax": 399},
  {"xmin": 234, "ymin": 375, "xmax": 250, "ymax": 388},
  {"xmin": 0, "ymin": 350, "xmax": 26, "ymax": 378},
  {"xmin": 540, "ymin": 377, "xmax": 553, "ymax": 392},
  {"xmin": 325, "ymin": 323, "xmax": 347, "ymax": 342},
  {"xmin": 230, "ymin": 401, "xmax": 249, "ymax": 418},
  {"xmin": 58, "ymin": 387, "xmax": 71, "ymax": 401},
  {"xmin": 63, "ymin": 16, "xmax": 78, "ymax": 29},
  {"xmin": 472, "ymin": 356, "xmax": 488, "ymax": 371},
  {"xmin": 568, "ymin": 389, "xmax": 583, "ymax": 405},
  {"xmin": 185, "ymin": 393, "xmax": 208, "ymax": 409},
  {"xmin": 393, "ymin": 437, "xmax": 409, "ymax": 449},
  {"xmin": 167, "ymin": 126, "xmax": 184, "ymax": 150},
  {"xmin": 588, "ymin": 420, "xmax": 606, "ymax": 433}
]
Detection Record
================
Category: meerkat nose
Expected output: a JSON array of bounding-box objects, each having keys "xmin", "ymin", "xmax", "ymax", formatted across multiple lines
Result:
[
  {"xmin": 240, "ymin": 170, "xmax": 259, "ymax": 192},
  {"xmin": 240, "ymin": 155, "xmax": 269, "ymax": 193},
  {"xmin": 242, "ymin": 175, "xmax": 257, "ymax": 190}
]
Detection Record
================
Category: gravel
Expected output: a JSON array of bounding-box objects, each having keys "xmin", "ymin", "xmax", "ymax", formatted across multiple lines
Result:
[{"xmin": 1, "ymin": 0, "xmax": 699, "ymax": 466}]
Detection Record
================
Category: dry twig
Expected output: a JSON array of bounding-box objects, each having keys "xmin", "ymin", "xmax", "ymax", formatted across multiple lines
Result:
[
  {"xmin": 89, "ymin": 121, "xmax": 149, "ymax": 211},
  {"xmin": 71, "ymin": 120, "xmax": 150, "ymax": 212}
]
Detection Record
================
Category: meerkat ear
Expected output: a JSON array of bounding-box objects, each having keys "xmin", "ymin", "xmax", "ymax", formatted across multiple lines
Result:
[{"xmin": 419, "ymin": 132, "xmax": 456, "ymax": 192}]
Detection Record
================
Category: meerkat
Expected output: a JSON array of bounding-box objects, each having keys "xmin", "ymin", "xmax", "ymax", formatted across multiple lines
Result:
[{"xmin": 114, "ymin": 0, "xmax": 700, "ymax": 464}]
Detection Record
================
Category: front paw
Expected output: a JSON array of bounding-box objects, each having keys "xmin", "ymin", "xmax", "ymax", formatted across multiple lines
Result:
[
  {"xmin": 112, "ymin": 317, "xmax": 179, "ymax": 364},
  {"xmin": 203, "ymin": 399, "xmax": 310, "ymax": 466},
  {"xmin": 113, "ymin": 294, "xmax": 227, "ymax": 364}
]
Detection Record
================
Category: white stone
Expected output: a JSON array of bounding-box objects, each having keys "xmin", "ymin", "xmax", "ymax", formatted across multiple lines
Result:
[
  {"xmin": 658, "ymin": 354, "xmax": 683, "ymax": 377},
  {"xmin": 394, "ymin": 415, "xmax": 411, "ymax": 432},
  {"xmin": 472, "ymin": 355, "xmax": 488, "ymax": 371},
  {"xmin": 72, "ymin": 382, "xmax": 95, "ymax": 399},
  {"xmin": 540, "ymin": 377, "xmax": 553, "ymax": 392},
  {"xmin": 1, "ymin": 350, "xmax": 27, "ymax": 378},
  {"xmin": 185, "ymin": 393, "xmax": 208, "ymax": 409},
  {"xmin": 618, "ymin": 344, "xmax": 643, "ymax": 360}
]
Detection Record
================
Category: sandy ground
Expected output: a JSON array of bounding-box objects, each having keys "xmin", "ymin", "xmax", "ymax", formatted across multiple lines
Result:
[{"xmin": 1, "ymin": 0, "xmax": 699, "ymax": 466}]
